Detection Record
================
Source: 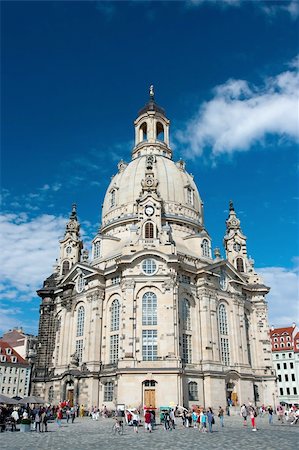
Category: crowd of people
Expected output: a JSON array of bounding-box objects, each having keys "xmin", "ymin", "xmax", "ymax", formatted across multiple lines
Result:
[{"xmin": 1, "ymin": 401, "xmax": 298, "ymax": 433}]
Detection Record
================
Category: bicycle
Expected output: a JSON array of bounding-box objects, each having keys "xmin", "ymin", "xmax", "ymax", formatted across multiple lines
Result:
[{"xmin": 111, "ymin": 419, "xmax": 124, "ymax": 435}]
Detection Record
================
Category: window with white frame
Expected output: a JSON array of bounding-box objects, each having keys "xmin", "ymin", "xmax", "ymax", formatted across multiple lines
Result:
[
  {"xmin": 187, "ymin": 187, "xmax": 193, "ymax": 206},
  {"xmin": 218, "ymin": 304, "xmax": 230, "ymax": 366},
  {"xmin": 182, "ymin": 299, "xmax": 191, "ymax": 331},
  {"xmin": 182, "ymin": 334, "xmax": 192, "ymax": 363},
  {"xmin": 142, "ymin": 259, "xmax": 157, "ymax": 275},
  {"xmin": 202, "ymin": 239, "xmax": 210, "ymax": 257},
  {"xmin": 104, "ymin": 382, "xmax": 114, "ymax": 401},
  {"xmin": 75, "ymin": 339, "xmax": 83, "ymax": 363},
  {"xmin": 93, "ymin": 240, "xmax": 101, "ymax": 259},
  {"xmin": 142, "ymin": 330, "xmax": 158, "ymax": 361},
  {"xmin": 110, "ymin": 299, "xmax": 120, "ymax": 332},
  {"xmin": 110, "ymin": 334, "xmax": 119, "ymax": 364},
  {"xmin": 76, "ymin": 306, "xmax": 85, "ymax": 337},
  {"xmin": 142, "ymin": 292, "xmax": 157, "ymax": 326},
  {"xmin": 220, "ymin": 337, "xmax": 230, "ymax": 366},
  {"xmin": 111, "ymin": 275, "xmax": 120, "ymax": 285},
  {"xmin": 188, "ymin": 381, "xmax": 198, "ymax": 401}
]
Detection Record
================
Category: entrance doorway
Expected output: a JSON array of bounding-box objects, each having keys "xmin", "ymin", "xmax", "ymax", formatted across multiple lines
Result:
[
  {"xmin": 67, "ymin": 389, "xmax": 74, "ymax": 406},
  {"xmin": 144, "ymin": 389, "xmax": 156, "ymax": 408}
]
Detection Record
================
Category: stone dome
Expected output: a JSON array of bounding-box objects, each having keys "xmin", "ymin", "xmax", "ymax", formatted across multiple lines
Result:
[
  {"xmin": 101, "ymin": 154, "xmax": 203, "ymax": 231},
  {"xmin": 100, "ymin": 87, "xmax": 204, "ymax": 235}
]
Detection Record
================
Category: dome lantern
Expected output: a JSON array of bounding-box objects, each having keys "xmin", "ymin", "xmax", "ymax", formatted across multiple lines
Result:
[{"xmin": 132, "ymin": 86, "xmax": 171, "ymax": 160}]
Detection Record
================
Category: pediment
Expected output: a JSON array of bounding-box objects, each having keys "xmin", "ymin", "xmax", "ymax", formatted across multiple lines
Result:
[
  {"xmin": 198, "ymin": 259, "xmax": 247, "ymax": 285},
  {"xmin": 60, "ymin": 263, "xmax": 102, "ymax": 285}
]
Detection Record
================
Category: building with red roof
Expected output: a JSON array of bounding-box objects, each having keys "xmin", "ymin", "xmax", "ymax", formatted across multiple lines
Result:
[
  {"xmin": 270, "ymin": 323, "xmax": 299, "ymax": 406},
  {"xmin": 0, "ymin": 340, "xmax": 30, "ymax": 398}
]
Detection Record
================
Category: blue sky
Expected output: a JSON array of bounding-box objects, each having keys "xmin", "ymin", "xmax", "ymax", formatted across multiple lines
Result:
[{"xmin": 1, "ymin": 0, "xmax": 298, "ymax": 335}]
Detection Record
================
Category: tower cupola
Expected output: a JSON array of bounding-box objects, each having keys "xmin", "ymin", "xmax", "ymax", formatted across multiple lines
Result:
[{"xmin": 132, "ymin": 85, "xmax": 171, "ymax": 160}]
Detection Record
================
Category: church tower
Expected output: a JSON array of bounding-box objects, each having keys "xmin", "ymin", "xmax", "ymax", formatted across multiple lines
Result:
[
  {"xmin": 224, "ymin": 200, "xmax": 262, "ymax": 283},
  {"xmin": 58, "ymin": 204, "xmax": 83, "ymax": 276}
]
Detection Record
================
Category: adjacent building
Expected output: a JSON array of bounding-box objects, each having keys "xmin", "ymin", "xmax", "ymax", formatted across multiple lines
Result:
[
  {"xmin": 0, "ymin": 341, "xmax": 30, "ymax": 398},
  {"xmin": 1, "ymin": 327, "xmax": 37, "ymax": 361},
  {"xmin": 270, "ymin": 324, "xmax": 299, "ymax": 406},
  {"xmin": 32, "ymin": 88, "xmax": 276, "ymax": 410}
]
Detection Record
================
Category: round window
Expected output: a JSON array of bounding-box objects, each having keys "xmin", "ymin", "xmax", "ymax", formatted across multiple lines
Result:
[{"xmin": 142, "ymin": 259, "xmax": 157, "ymax": 275}]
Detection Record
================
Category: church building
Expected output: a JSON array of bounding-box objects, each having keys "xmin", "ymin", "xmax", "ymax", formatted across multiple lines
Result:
[{"xmin": 33, "ymin": 88, "xmax": 276, "ymax": 410}]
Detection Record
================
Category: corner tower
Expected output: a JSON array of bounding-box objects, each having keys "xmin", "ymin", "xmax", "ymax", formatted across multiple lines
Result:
[{"xmin": 58, "ymin": 204, "xmax": 83, "ymax": 276}]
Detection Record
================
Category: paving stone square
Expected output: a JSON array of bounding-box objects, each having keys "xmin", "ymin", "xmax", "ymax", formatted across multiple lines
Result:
[{"xmin": 0, "ymin": 415, "xmax": 298, "ymax": 450}]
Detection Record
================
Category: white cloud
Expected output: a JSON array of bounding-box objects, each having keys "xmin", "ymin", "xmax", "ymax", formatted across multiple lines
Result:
[
  {"xmin": 257, "ymin": 264, "xmax": 299, "ymax": 327},
  {"xmin": 187, "ymin": 0, "xmax": 299, "ymax": 18},
  {"xmin": 176, "ymin": 58, "xmax": 299, "ymax": 158},
  {"xmin": 0, "ymin": 213, "xmax": 67, "ymax": 295},
  {"xmin": 262, "ymin": 0, "xmax": 299, "ymax": 19}
]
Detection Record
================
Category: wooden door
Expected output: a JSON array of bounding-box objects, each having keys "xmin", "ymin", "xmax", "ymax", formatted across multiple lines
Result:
[
  {"xmin": 67, "ymin": 389, "xmax": 74, "ymax": 407},
  {"xmin": 144, "ymin": 389, "xmax": 155, "ymax": 408}
]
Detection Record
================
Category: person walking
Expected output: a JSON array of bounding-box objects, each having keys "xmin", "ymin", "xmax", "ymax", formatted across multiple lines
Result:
[
  {"xmin": 66, "ymin": 408, "xmax": 71, "ymax": 423},
  {"xmin": 70, "ymin": 406, "xmax": 75, "ymax": 423},
  {"xmin": 200, "ymin": 410, "xmax": 207, "ymax": 432},
  {"xmin": 132, "ymin": 409, "xmax": 140, "ymax": 433},
  {"xmin": 218, "ymin": 406, "xmax": 224, "ymax": 427},
  {"xmin": 207, "ymin": 407, "xmax": 214, "ymax": 433},
  {"xmin": 248, "ymin": 403, "xmax": 257, "ymax": 431},
  {"xmin": 144, "ymin": 410, "xmax": 152, "ymax": 432},
  {"xmin": 41, "ymin": 409, "xmax": 48, "ymax": 432},
  {"xmin": 268, "ymin": 406, "xmax": 273, "ymax": 425},
  {"xmin": 35, "ymin": 409, "xmax": 41, "ymax": 432},
  {"xmin": 240, "ymin": 404, "xmax": 248, "ymax": 426},
  {"xmin": 56, "ymin": 408, "xmax": 63, "ymax": 428},
  {"xmin": 169, "ymin": 408, "xmax": 176, "ymax": 430}
]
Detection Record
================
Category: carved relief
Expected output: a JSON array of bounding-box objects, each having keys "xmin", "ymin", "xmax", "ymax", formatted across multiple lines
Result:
[{"xmin": 121, "ymin": 279, "xmax": 135, "ymax": 291}]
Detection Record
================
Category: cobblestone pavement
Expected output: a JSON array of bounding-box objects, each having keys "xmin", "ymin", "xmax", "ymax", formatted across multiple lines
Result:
[{"xmin": 0, "ymin": 415, "xmax": 298, "ymax": 450}]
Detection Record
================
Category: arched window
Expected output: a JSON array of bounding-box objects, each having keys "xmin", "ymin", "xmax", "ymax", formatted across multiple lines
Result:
[
  {"xmin": 48, "ymin": 386, "xmax": 54, "ymax": 403},
  {"xmin": 110, "ymin": 190, "xmax": 116, "ymax": 208},
  {"xmin": 93, "ymin": 240, "xmax": 101, "ymax": 259},
  {"xmin": 202, "ymin": 239, "xmax": 210, "ymax": 257},
  {"xmin": 218, "ymin": 304, "xmax": 230, "ymax": 366},
  {"xmin": 182, "ymin": 299, "xmax": 191, "ymax": 331},
  {"xmin": 140, "ymin": 122, "xmax": 147, "ymax": 142},
  {"xmin": 188, "ymin": 381, "xmax": 198, "ymax": 401},
  {"xmin": 62, "ymin": 260, "xmax": 70, "ymax": 275},
  {"xmin": 156, "ymin": 122, "xmax": 164, "ymax": 142},
  {"xmin": 142, "ymin": 292, "xmax": 157, "ymax": 325},
  {"xmin": 236, "ymin": 257, "xmax": 244, "ymax": 272},
  {"xmin": 76, "ymin": 275, "xmax": 85, "ymax": 293},
  {"xmin": 111, "ymin": 299, "xmax": 120, "ymax": 331},
  {"xmin": 76, "ymin": 306, "xmax": 85, "ymax": 337},
  {"xmin": 145, "ymin": 222, "xmax": 154, "ymax": 239}
]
